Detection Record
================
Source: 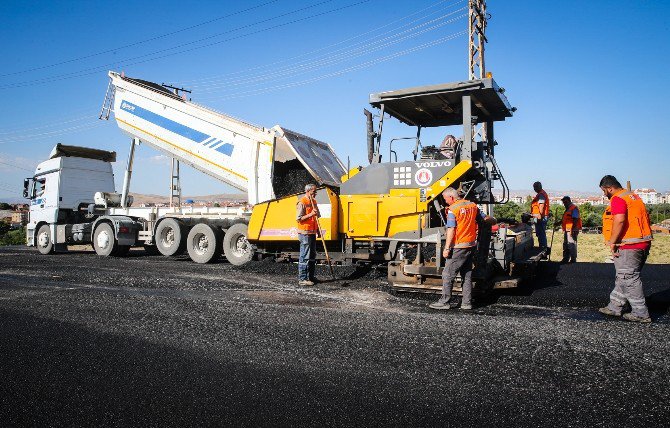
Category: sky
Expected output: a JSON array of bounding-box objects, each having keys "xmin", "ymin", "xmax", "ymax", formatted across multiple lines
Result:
[{"xmin": 0, "ymin": 0, "xmax": 669, "ymax": 200}]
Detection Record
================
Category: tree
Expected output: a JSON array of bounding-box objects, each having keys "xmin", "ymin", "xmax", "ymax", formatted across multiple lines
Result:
[{"xmin": 493, "ymin": 202, "xmax": 522, "ymax": 222}]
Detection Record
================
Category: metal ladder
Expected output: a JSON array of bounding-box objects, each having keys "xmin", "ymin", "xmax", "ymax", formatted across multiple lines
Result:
[
  {"xmin": 99, "ymin": 79, "xmax": 116, "ymax": 120},
  {"xmin": 169, "ymin": 158, "xmax": 182, "ymax": 209}
]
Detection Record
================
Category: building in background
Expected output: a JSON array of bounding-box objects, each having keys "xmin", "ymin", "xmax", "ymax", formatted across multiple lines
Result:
[
  {"xmin": 11, "ymin": 208, "xmax": 28, "ymax": 226},
  {"xmin": 634, "ymin": 188, "xmax": 661, "ymax": 205}
]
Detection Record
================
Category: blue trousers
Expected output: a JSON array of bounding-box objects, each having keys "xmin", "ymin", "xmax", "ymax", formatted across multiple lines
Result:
[
  {"xmin": 535, "ymin": 217, "xmax": 548, "ymax": 248},
  {"xmin": 298, "ymin": 233, "xmax": 317, "ymax": 281}
]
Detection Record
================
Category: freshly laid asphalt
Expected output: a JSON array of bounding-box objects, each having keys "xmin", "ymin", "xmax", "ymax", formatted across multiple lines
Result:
[{"xmin": 0, "ymin": 245, "xmax": 669, "ymax": 427}]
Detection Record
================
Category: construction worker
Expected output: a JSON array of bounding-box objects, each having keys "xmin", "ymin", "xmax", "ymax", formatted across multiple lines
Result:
[
  {"xmin": 560, "ymin": 196, "xmax": 581, "ymax": 263},
  {"xmin": 296, "ymin": 183, "xmax": 320, "ymax": 286},
  {"xmin": 598, "ymin": 175, "xmax": 653, "ymax": 323},
  {"xmin": 429, "ymin": 187, "xmax": 496, "ymax": 310},
  {"xmin": 531, "ymin": 181, "xmax": 550, "ymax": 249}
]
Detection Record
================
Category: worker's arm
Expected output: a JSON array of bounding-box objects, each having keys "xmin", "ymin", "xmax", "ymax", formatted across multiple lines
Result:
[
  {"xmin": 534, "ymin": 202, "xmax": 545, "ymax": 219},
  {"xmin": 608, "ymin": 213, "xmax": 626, "ymax": 255},
  {"xmin": 442, "ymin": 227, "xmax": 455, "ymax": 258},
  {"xmin": 296, "ymin": 202, "xmax": 317, "ymax": 222},
  {"xmin": 483, "ymin": 215, "xmax": 497, "ymax": 226},
  {"xmin": 571, "ymin": 217, "xmax": 579, "ymax": 237}
]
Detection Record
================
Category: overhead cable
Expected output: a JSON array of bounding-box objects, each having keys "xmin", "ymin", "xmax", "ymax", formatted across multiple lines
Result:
[
  {"xmin": 0, "ymin": 0, "xmax": 369, "ymax": 89},
  {"xmin": 0, "ymin": 0, "xmax": 281, "ymax": 77}
]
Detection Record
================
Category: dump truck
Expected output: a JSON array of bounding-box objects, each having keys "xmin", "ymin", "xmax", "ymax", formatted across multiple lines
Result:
[
  {"xmin": 25, "ymin": 71, "xmax": 346, "ymax": 263},
  {"xmin": 25, "ymin": 71, "xmax": 544, "ymax": 295}
]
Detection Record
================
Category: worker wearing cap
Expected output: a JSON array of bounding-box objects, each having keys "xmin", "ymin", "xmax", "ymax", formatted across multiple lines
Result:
[
  {"xmin": 560, "ymin": 196, "xmax": 581, "ymax": 263},
  {"xmin": 296, "ymin": 183, "xmax": 320, "ymax": 286},
  {"xmin": 598, "ymin": 175, "xmax": 653, "ymax": 323},
  {"xmin": 430, "ymin": 187, "xmax": 496, "ymax": 310},
  {"xmin": 531, "ymin": 181, "xmax": 550, "ymax": 249}
]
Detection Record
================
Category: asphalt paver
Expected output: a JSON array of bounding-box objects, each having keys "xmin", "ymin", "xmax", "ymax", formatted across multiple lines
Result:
[{"xmin": 1, "ymin": 245, "xmax": 669, "ymax": 427}]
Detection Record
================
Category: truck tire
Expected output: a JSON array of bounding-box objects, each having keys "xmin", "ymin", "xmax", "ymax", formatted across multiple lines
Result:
[
  {"xmin": 186, "ymin": 223, "xmax": 222, "ymax": 264},
  {"xmin": 155, "ymin": 218, "xmax": 185, "ymax": 256},
  {"xmin": 93, "ymin": 222, "xmax": 118, "ymax": 256},
  {"xmin": 36, "ymin": 224, "xmax": 54, "ymax": 255},
  {"xmin": 223, "ymin": 223, "xmax": 254, "ymax": 266}
]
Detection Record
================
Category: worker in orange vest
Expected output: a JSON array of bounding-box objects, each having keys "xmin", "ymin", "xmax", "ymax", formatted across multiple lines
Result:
[
  {"xmin": 531, "ymin": 181, "xmax": 550, "ymax": 249},
  {"xmin": 430, "ymin": 187, "xmax": 496, "ymax": 310},
  {"xmin": 560, "ymin": 196, "xmax": 581, "ymax": 263},
  {"xmin": 598, "ymin": 175, "xmax": 653, "ymax": 323},
  {"xmin": 296, "ymin": 183, "xmax": 320, "ymax": 286}
]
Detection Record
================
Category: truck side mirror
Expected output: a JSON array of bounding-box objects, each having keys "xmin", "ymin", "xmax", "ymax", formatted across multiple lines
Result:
[{"xmin": 23, "ymin": 178, "xmax": 30, "ymax": 199}]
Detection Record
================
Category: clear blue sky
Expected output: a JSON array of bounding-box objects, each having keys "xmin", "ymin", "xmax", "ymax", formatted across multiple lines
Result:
[{"xmin": 1, "ymin": 0, "xmax": 668, "ymax": 200}]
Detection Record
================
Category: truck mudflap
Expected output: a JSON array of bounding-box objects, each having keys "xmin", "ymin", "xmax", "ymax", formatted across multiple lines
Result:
[{"xmin": 92, "ymin": 216, "xmax": 142, "ymax": 246}]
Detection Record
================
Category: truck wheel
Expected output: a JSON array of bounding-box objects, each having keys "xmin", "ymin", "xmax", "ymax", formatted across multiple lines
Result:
[
  {"xmin": 187, "ymin": 223, "xmax": 222, "ymax": 264},
  {"xmin": 223, "ymin": 223, "xmax": 255, "ymax": 266},
  {"xmin": 93, "ymin": 223, "xmax": 118, "ymax": 256},
  {"xmin": 155, "ymin": 218, "xmax": 185, "ymax": 256},
  {"xmin": 36, "ymin": 224, "xmax": 54, "ymax": 255}
]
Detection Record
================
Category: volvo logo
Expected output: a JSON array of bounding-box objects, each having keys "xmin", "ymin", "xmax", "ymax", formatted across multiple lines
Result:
[{"xmin": 414, "ymin": 161, "xmax": 452, "ymax": 168}]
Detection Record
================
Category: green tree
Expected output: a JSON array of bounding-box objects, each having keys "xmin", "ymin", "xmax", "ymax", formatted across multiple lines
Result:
[{"xmin": 493, "ymin": 202, "xmax": 522, "ymax": 221}]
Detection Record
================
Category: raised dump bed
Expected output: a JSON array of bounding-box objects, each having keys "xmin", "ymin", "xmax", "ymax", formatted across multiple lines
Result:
[{"xmin": 103, "ymin": 71, "xmax": 346, "ymax": 204}]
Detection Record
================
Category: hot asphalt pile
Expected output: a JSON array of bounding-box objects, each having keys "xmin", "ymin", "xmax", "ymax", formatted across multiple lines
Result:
[{"xmin": 0, "ymin": 245, "xmax": 669, "ymax": 426}]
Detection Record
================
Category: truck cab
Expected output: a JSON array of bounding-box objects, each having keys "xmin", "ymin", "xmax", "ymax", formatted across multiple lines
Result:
[{"xmin": 24, "ymin": 144, "xmax": 116, "ymax": 252}]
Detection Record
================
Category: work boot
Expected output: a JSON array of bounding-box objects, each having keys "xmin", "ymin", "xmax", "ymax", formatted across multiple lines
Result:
[
  {"xmin": 559, "ymin": 258, "xmax": 570, "ymax": 264},
  {"xmin": 598, "ymin": 307, "xmax": 622, "ymax": 317},
  {"xmin": 622, "ymin": 313, "xmax": 652, "ymax": 323},
  {"xmin": 428, "ymin": 300, "xmax": 452, "ymax": 310},
  {"xmin": 309, "ymin": 277, "xmax": 320, "ymax": 284},
  {"xmin": 298, "ymin": 280, "xmax": 314, "ymax": 287},
  {"xmin": 460, "ymin": 303, "xmax": 473, "ymax": 310}
]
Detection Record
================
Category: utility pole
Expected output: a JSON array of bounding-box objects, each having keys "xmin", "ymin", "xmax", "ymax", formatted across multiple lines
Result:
[
  {"xmin": 468, "ymin": 0, "xmax": 488, "ymax": 147},
  {"xmin": 468, "ymin": 1, "xmax": 493, "ymax": 212}
]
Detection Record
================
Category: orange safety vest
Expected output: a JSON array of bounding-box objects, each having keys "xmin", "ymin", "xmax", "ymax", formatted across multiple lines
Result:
[
  {"xmin": 561, "ymin": 204, "xmax": 582, "ymax": 231},
  {"xmin": 602, "ymin": 189, "xmax": 653, "ymax": 245},
  {"xmin": 297, "ymin": 195, "xmax": 318, "ymax": 234},
  {"xmin": 531, "ymin": 190, "xmax": 550, "ymax": 217},
  {"xmin": 448, "ymin": 199, "xmax": 479, "ymax": 248}
]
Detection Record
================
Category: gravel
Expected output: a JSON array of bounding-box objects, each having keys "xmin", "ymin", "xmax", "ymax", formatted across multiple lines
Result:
[{"xmin": 1, "ymin": 245, "xmax": 669, "ymax": 427}]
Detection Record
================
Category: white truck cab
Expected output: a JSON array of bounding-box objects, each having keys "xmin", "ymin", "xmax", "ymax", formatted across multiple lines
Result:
[{"xmin": 25, "ymin": 145, "xmax": 116, "ymax": 253}]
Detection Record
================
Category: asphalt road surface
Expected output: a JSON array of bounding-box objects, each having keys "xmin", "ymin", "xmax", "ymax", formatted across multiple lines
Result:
[{"xmin": 1, "ymin": 245, "xmax": 669, "ymax": 427}]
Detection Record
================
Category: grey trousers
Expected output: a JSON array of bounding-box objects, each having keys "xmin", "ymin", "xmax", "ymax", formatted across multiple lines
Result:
[
  {"xmin": 606, "ymin": 248, "xmax": 650, "ymax": 318},
  {"xmin": 562, "ymin": 231, "xmax": 578, "ymax": 262},
  {"xmin": 439, "ymin": 247, "xmax": 475, "ymax": 305}
]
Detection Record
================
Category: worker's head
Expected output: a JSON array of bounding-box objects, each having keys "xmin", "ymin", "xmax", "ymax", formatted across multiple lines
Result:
[
  {"xmin": 533, "ymin": 181, "xmax": 542, "ymax": 192},
  {"xmin": 599, "ymin": 175, "xmax": 622, "ymax": 199},
  {"xmin": 441, "ymin": 187, "xmax": 460, "ymax": 206},
  {"xmin": 561, "ymin": 195, "xmax": 571, "ymax": 209},
  {"xmin": 305, "ymin": 183, "xmax": 317, "ymax": 197}
]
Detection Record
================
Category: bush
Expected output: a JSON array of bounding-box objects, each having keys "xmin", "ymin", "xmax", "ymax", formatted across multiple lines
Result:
[{"xmin": 0, "ymin": 227, "xmax": 25, "ymax": 245}]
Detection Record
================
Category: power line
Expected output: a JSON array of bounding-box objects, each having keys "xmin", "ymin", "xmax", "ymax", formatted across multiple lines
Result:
[
  {"xmin": 0, "ymin": 114, "xmax": 96, "ymax": 136},
  {"xmin": 177, "ymin": 0, "xmax": 464, "ymax": 86},
  {"xmin": 188, "ymin": 11, "xmax": 466, "ymax": 94},
  {"xmin": 0, "ymin": 122, "xmax": 105, "ymax": 145},
  {"xmin": 199, "ymin": 31, "xmax": 467, "ymax": 101},
  {"xmin": 0, "ymin": 0, "xmax": 369, "ymax": 90},
  {"xmin": 0, "ymin": 159, "xmax": 33, "ymax": 172},
  {"xmin": 0, "ymin": 0, "xmax": 281, "ymax": 78}
]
